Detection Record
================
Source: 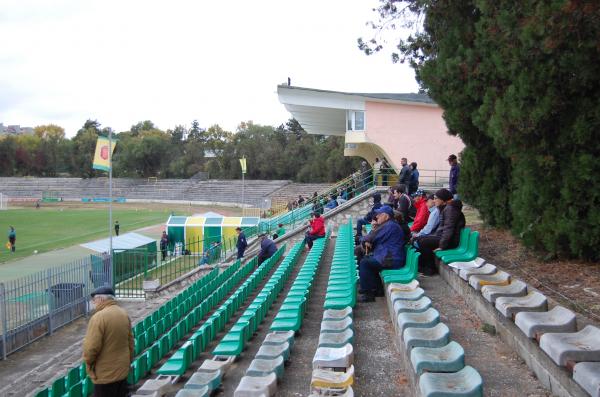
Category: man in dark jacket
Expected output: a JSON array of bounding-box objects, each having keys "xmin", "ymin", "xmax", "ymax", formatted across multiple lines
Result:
[
  {"xmin": 391, "ymin": 184, "xmax": 413, "ymax": 222},
  {"xmin": 236, "ymin": 227, "xmax": 248, "ymax": 259},
  {"xmin": 358, "ymin": 205, "xmax": 406, "ymax": 302},
  {"xmin": 415, "ymin": 188, "xmax": 465, "ymax": 275},
  {"xmin": 398, "ymin": 157, "xmax": 412, "ymax": 185},
  {"xmin": 355, "ymin": 192, "xmax": 382, "ymax": 240},
  {"xmin": 258, "ymin": 233, "xmax": 277, "ymax": 264},
  {"xmin": 448, "ymin": 154, "xmax": 460, "ymax": 198},
  {"xmin": 160, "ymin": 231, "xmax": 169, "ymax": 261}
]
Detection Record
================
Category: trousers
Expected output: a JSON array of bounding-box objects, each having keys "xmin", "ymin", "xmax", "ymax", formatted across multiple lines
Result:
[
  {"xmin": 359, "ymin": 256, "xmax": 404, "ymax": 294},
  {"xmin": 93, "ymin": 379, "xmax": 128, "ymax": 397}
]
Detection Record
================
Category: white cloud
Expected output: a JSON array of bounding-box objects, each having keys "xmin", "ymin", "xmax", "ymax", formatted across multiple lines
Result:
[{"xmin": 0, "ymin": 0, "xmax": 419, "ymax": 136}]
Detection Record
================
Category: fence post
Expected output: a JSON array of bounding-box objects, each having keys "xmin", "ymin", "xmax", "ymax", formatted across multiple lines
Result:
[
  {"xmin": 0, "ymin": 282, "xmax": 7, "ymax": 360},
  {"xmin": 46, "ymin": 269, "xmax": 54, "ymax": 336}
]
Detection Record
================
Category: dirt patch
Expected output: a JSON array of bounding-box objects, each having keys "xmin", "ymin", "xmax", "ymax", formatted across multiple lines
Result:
[{"xmin": 463, "ymin": 208, "xmax": 600, "ymax": 324}]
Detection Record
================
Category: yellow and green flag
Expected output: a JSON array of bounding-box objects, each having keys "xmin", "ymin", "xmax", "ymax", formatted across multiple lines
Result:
[
  {"xmin": 239, "ymin": 157, "xmax": 247, "ymax": 174},
  {"xmin": 92, "ymin": 136, "xmax": 117, "ymax": 171}
]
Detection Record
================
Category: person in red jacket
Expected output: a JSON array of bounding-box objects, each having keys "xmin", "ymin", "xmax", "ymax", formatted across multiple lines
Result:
[
  {"xmin": 303, "ymin": 212, "xmax": 326, "ymax": 250},
  {"xmin": 410, "ymin": 190, "xmax": 430, "ymax": 233}
]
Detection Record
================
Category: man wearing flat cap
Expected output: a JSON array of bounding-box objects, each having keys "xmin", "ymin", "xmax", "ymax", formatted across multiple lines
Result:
[{"xmin": 83, "ymin": 286, "xmax": 134, "ymax": 397}]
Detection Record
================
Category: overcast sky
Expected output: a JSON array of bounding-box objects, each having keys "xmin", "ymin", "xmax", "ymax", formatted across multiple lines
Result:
[{"xmin": 0, "ymin": 0, "xmax": 419, "ymax": 136}]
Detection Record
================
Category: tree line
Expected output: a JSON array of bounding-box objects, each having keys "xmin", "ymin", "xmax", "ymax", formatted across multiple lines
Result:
[
  {"xmin": 0, "ymin": 119, "xmax": 360, "ymax": 182},
  {"xmin": 360, "ymin": 1, "xmax": 600, "ymax": 260}
]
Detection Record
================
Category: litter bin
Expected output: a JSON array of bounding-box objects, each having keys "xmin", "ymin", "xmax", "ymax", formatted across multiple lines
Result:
[{"xmin": 49, "ymin": 283, "xmax": 85, "ymax": 310}]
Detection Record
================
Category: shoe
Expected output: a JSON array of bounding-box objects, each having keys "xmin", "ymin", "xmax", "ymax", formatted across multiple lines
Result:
[
  {"xmin": 374, "ymin": 289, "xmax": 384, "ymax": 297},
  {"xmin": 358, "ymin": 294, "xmax": 375, "ymax": 303}
]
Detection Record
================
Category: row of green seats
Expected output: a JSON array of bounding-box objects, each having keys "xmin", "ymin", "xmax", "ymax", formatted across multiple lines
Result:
[
  {"xmin": 435, "ymin": 228, "xmax": 479, "ymax": 264},
  {"xmin": 34, "ymin": 362, "xmax": 93, "ymax": 397},
  {"xmin": 129, "ymin": 256, "xmax": 260, "ymax": 382},
  {"xmin": 324, "ymin": 221, "xmax": 358, "ymax": 310},
  {"xmin": 381, "ymin": 246, "xmax": 420, "ymax": 284},
  {"xmin": 156, "ymin": 246, "xmax": 287, "ymax": 376},
  {"xmin": 270, "ymin": 232, "xmax": 330, "ymax": 332},
  {"xmin": 213, "ymin": 242, "xmax": 304, "ymax": 356}
]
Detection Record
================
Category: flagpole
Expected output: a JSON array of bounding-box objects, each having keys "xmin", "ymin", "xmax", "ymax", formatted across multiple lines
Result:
[{"xmin": 108, "ymin": 129, "xmax": 113, "ymax": 287}]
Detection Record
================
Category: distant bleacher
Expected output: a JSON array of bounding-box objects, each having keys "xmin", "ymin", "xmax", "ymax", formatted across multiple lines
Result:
[{"xmin": 0, "ymin": 177, "xmax": 294, "ymax": 206}]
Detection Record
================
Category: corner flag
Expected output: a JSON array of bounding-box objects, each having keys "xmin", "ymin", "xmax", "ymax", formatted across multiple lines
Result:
[
  {"xmin": 92, "ymin": 136, "xmax": 117, "ymax": 171},
  {"xmin": 239, "ymin": 157, "xmax": 247, "ymax": 174}
]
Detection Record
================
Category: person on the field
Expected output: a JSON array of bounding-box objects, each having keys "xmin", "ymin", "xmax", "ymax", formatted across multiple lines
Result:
[
  {"xmin": 83, "ymin": 286, "xmax": 133, "ymax": 397},
  {"xmin": 114, "ymin": 221, "xmax": 120, "ymax": 236},
  {"xmin": 236, "ymin": 227, "xmax": 248, "ymax": 259},
  {"xmin": 258, "ymin": 234, "xmax": 277, "ymax": 264},
  {"xmin": 7, "ymin": 226, "xmax": 16, "ymax": 253}
]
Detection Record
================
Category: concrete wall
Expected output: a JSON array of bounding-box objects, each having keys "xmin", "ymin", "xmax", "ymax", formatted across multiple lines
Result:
[{"xmin": 363, "ymin": 101, "xmax": 465, "ymax": 170}]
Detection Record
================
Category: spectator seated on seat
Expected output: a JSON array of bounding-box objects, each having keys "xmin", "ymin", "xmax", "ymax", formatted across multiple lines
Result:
[
  {"xmin": 414, "ymin": 189, "xmax": 465, "ymax": 276},
  {"xmin": 393, "ymin": 210, "xmax": 412, "ymax": 246},
  {"xmin": 258, "ymin": 234, "xmax": 277, "ymax": 264},
  {"xmin": 324, "ymin": 195, "xmax": 338, "ymax": 212},
  {"xmin": 198, "ymin": 251, "xmax": 210, "ymax": 266},
  {"xmin": 358, "ymin": 205, "xmax": 406, "ymax": 303},
  {"xmin": 355, "ymin": 192, "xmax": 382, "ymax": 242},
  {"xmin": 272, "ymin": 223, "xmax": 286, "ymax": 240},
  {"xmin": 390, "ymin": 184, "xmax": 413, "ymax": 223},
  {"xmin": 410, "ymin": 190, "xmax": 430, "ymax": 233},
  {"xmin": 303, "ymin": 212, "xmax": 326, "ymax": 250},
  {"xmin": 412, "ymin": 194, "xmax": 440, "ymax": 241}
]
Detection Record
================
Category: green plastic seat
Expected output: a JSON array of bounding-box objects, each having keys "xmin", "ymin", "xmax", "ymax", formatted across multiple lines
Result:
[
  {"xmin": 34, "ymin": 388, "xmax": 49, "ymax": 397},
  {"xmin": 157, "ymin": 342, "xmax": 193, "ymax": 375},
  {"xmin": 435, "ymin": 228, "xmax": 471, "ymax": 258},
  {"xmin": 51, "ymin": 377, "xmax": 66, "ymax": 397},
  {"xmin": 439, "ymin": 231, "xmax": 479, "ymax": 264}
]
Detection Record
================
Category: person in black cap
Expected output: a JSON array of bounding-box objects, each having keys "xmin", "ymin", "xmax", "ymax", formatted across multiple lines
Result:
[
  {"xmin": 236, "ymin": 227, "xmax": 248, "ymax": 259},
  {"xmin": 414, "ymin": 188, "xmax": 465, "ymax": 275},
  {"xmin": 83, "ymin": 286, "xmax": 133, "ymax": 397},
  {"xmin": 355, "ymin": 192, "xmax": 382, "ymax": 242},
  {"xmin": 358, "ymin": 205, "xmax": 406, "ymax": 302}
]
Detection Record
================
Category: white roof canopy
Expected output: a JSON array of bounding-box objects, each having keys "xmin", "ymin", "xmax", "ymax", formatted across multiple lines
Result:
[{"xmin": 81, "ymin": 232, "xmax": 155, "ymax": 253}]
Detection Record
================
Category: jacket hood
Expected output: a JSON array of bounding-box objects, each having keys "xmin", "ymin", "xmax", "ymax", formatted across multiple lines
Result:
[{"xmin": 449, "ymin": 199, "xmax": 463, "ymax": 210}]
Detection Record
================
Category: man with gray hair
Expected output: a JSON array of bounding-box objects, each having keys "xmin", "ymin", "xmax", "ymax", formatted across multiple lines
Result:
[{"xmin": 83, "ymin": 286, "xmax": 133, "ymax": 397}]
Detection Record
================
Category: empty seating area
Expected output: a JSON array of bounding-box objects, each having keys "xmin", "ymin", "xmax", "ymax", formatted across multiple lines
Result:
[
  {"xmin": 0, "ymin": 177, "xmax": 290, "ymax": 205},
  {"xmin": 438, "ymin": 230, "xmax": 600, "ymax": 397},
  {"xmin": 382, "ymin": 247, "xmax": 484, "ymax": 397}
]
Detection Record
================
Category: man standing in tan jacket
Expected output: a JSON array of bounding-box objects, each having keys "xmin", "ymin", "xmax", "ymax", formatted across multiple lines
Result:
[{"xmin": 83, "ymin": 286, "xmax": 134, "ymax": 397}]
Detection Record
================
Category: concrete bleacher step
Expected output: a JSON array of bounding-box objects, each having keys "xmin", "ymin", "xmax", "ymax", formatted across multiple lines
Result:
[
  {"xmin": 311, "ymin": 366, "xmax": 355, "ymax": 392},
  {"xmin": 448, "ymin": 257, "xmax": 486, "ymax": 273},
  {"xmin": 320, "ymin": 317, "xmax": 353, "ymax": 333},
  {"xmin": 514, "ymin": 305, "xmax": 577, "ymax": 338},
  {"xmin": 393, "ymin": 296, "xmax": 432, "ymax": 314},
  {"xmin": 495, "ymin": 291, "xmax": 548, "ymax": 318},
  {"xmin": 459, "ymin": 263, "xmax": 497, "ymax": 281},
  {"xmin": 481, "ymin": 280, "xmax": 527, "ymax": 303},
  {"xmin": 313, "ymin": 344, "xmax": 354, "ymax": 369},
  {"xmin": 318, "ymin": 328, "xmax": 354, "ymax": 348},
  {"xmin": 573, "ymin": 362, "xmax": 600, "ymax": 397},
  {"xmin": 246, "ymin": 356, "xmax": 285, "ymax": 378},
  {"xmin": 539, "ymin": 325, "xmax": 600, "ymax": 366},
  {"xmin": 390, "ymin": 288, "xmax": 425, "ymax": 303},
  {"xmin": 418, "ymin": 365, "xmax": 483, "ymax": 397},
  {"xmin": 234, "ymin": 373, "xmax": 278, "ymax": 397},
  {"xmin": 468, "ymin": 270, "xmax": 511, "ymax": 291},
  {"xmin": 387, "ymin": 279, "xmax": 420, "ymax": 293},
  {"xmin": 403, "ymin": 323, "xmax": 451, "ymax": 351},
  {"xmin": 309, "ymin": 388, "xmax": 354, "ymax": 397},
  {"xmin": 256, "ymin": 341, "xmax": 291, "ymax": 361},
  {"xmin": 323, "ymin": 307, "xmax": 353, "ymax": 320},
  {"xmin": 397, "ymin": 308, "xmax": 440, "ymax": 333},
  {"xmin": 410, "ymin": 341, "xmax": 466, "ymax": 375}
]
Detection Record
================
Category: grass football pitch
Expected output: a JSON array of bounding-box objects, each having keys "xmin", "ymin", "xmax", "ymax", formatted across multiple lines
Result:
[{"xmin": 0, "ymin": 202, "xmax": 240, "ymax": 264}]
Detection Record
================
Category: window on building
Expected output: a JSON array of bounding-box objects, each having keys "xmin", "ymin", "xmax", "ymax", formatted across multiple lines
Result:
[{"xmin": 346, "ymin": 110, "xmax": 365, "ymax": 131}]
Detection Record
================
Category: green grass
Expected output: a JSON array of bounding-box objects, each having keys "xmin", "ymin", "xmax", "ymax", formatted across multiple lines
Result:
[{"xmin": 0, "ymin": 207, "xmax": 171, "ymax": 264}]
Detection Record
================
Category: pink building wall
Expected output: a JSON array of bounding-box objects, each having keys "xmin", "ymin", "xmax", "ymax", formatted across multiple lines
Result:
[{"xmin": 365, "ymin": 101, "xmax": 464, "ymax": 171}]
